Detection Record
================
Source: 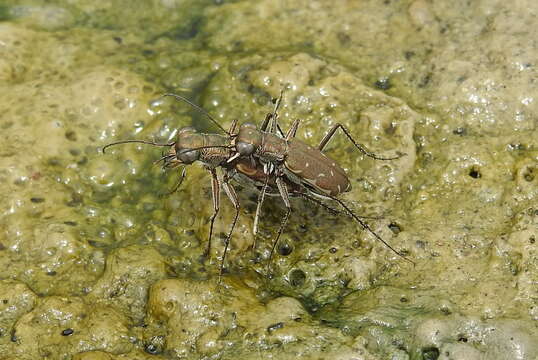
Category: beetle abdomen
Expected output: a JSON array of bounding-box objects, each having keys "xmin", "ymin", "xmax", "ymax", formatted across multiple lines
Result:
[{"xmin": 285, "ymin": 139, "xmax": 351, "ymax": 196}]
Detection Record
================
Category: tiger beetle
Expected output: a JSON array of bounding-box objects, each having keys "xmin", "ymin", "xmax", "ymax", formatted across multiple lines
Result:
[
  {"xmin": 229, "ymin": 91, "xmax": 414, "ymax": 267},
  {"xmin": 103, "ymin": 94, "xmax": 321, "ymax": 281},
  {"xmin": 103, "ymin": 91, "xmax": 413, "ymax": 282}
]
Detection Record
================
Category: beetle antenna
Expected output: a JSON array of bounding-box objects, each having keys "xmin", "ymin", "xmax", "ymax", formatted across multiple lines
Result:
[
  {"xmin": 162, "ymin": 93, "xmax": 229, "ymax": 136},
  {"xmin": 102, "ymin": 140, "xmax": 175, "ymax": 153},
  {"xmin": 159, "ymin": 167, "xmax": 187, "ymax": 196}
]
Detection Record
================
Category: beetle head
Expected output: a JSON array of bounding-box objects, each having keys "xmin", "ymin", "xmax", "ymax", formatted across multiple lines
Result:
[
  {"xmin": 236, "ymin": 123, "xmax": 262, "ymax": 156},
  {"xmin": 175, "ymin": 127, "xmax": 202, "ymax": 164}
]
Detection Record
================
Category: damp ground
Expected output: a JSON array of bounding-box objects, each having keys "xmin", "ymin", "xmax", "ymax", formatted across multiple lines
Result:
[{"xmin": 0, "ymin": 1, "xmax": 536, "ymax": 359}]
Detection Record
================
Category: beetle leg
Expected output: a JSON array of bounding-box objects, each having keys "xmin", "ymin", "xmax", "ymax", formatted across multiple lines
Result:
[
  {"xmin": 219, "ymin": 172, "xmax": 240, "ymax": 283},
  {"xmin": 318, "ymin": 123, "xmax": 405, "ymax": 160},
  {"xmin": 296, "ymin": 190, "xmax": 342, "ymax": 216},
  {"xmin": 268, "ymin": 90, "xmax": 284, "ymax": 134},
  {"xmin": 261, "ymin": 94, "xmax": 285, "ymax": 136},
  {"xmin": 205, "ymin": 168, "xmax": 220, "ymax": 259},
  {"xmin": 267, "ymin": 176, "xmax": 292, "ymax": 273},
  {"xmin": 297, "ymin": 191, "xmax": 384, "ymax": 219},
  {"xmin": 261, "ymin": 112, "xmax": 285, "ymax": 137},
  {"xmin": 252, "ymin": 175, "xmax": 270, "ymax": 249},
  {"xmin": 260, "ymin": 113, "xmax": 273, "ymax": 131},
  {"xmin": 285, "ymin": 119, "xmax": 300, "ymax": 140},
  {"xmin": 228, "ymin": 119, "xmax": 239, "ymax": 135},
  {"xmin": 159, "ymin": 167, "xmax": 187, "ymax": 197},
  {"xmin": 328, "ymin": 194, "xmax": 415, "ymax": 266}
]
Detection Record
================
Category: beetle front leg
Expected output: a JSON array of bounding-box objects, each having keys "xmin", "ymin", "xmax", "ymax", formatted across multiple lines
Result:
[
  {"xmin": 268, "ymin": 90, "xmax": 284, "ymax": 134},
  {"xmin": 261, "ymin": 90, "xmax": 285, "ymax": 136},
  {"xmin": 285, "ymin": 119, "xmax": 300, "ymax": 140},
  {"xmin": 160, "ymin": 167, "xmax": 187, "ymax": 197}
]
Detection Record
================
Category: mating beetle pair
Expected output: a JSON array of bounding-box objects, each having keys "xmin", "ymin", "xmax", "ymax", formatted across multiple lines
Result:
[{"xmin": 103, "ymin": 91, "xmax": 413, "ymax": 279}]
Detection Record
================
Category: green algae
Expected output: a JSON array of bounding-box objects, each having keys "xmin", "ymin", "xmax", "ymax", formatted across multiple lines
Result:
[{"xmin": 0, "ymin": 0, "xmax": 537, "ymax": 359}]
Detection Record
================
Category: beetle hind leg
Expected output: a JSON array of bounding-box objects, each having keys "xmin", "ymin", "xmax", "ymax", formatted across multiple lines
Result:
[{"xmin": 318, "ymin": 123, "xmax": 405, "ymax": 160}]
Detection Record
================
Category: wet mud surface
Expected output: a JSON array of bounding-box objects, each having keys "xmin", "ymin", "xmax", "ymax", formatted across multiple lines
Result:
[{"xmin": 0, "ymin": 0, "xmax": 536, "ymax": 359}]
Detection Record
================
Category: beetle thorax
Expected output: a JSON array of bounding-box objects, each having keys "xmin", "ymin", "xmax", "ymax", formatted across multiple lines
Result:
[{"xmin": 258, "ymin": 133, "xmax": 288, "ymax": 164}]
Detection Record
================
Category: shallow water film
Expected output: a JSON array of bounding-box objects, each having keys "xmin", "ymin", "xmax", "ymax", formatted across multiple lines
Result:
[{"xmin": 0, "ymin": 0, "xmax": 537, "ymax": 359}]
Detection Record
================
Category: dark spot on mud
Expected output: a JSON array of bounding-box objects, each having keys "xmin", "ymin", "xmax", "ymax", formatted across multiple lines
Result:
[
  {"xmin": 30, "ymin": 197, "xmax": 45, "ymax": 203},
  {"xmin": 47, "ymin": 157, "xmax": 62, "ymax": 166},
  {"xmin": 337, "ymin": 32, "xmax": 351, "ymax": 45},
  {"xmin": 142, "ymin": 49, "xmax": 155, "ymax": 56},
  {"xmin": 374, "ymin": 77, "xmax": 392, "ymax": 90},
  {"xmin": 418, "ymin": 73, "xmax": 432, "ymax": 88},
  {"xmin": 404, "ymin": 50, "xmax": 415, "ymax": 59},
  {"xmin": 66, "ymin": 193, "xmax": 83, "ymax": 207},
  {"xmin": 400, "ymin": 296, "xmax": 408, "ymax": 303},
  {"xmin": 384, "ymin": 122, "xmax": 397, "ymax": 135},
  {"xmin": 267, "ymin": 322, "xmax": 284, "ymax": 333},
  {"xmin": 452, "ymin": 127, "xmax": 467, "ymax": 136},
  {"xmin": 64, "ymin": 221, "xmax": 77, "ymax": 226},
  {"xmin": 65, "ymin": 130, "xmax": 77, "ymax": 141},
  {"xmin": 61, "ymin": 328, "xmax": 74, "ymax": 336},
  {"xmin": 440, "ymin": 305, "xmax": 452, "ymax": 315},
  {"xmin": 77, "ymin": 157, "xmax": 88, "ymax": 166},
  {"xmin": 388, "ymin": 222, "xmax": 402, "ymax": 234},
  {"xmin": 508, "ymin": 143, "xmax": 525, "ymax": 150},
  {"xmin": 469, "ymin": 168, "xmax": 481, "ymax": 179},
  {"xmin": 415, "ymin": 240, "xmax": 426, "ymax": 249},
  {"xmin": 46, "ymin": 271, "xmax": 57, "ymax": 276},
  {"xmin": 185, "ymin": 229, "xmax": 195, "ymax": 236},
  {"xmin": 278, "ymin": 243, "xmax": 293, "ymax": 256},
  {"xmin": 422, "ymin": 347, "xmax": 440, "ymax": 360},
  {"xmin": 523, "ymin": 167, "xmax": 534, "ymax": 182},
  {"xmin": 145, "ymin": 343, "xmax": 160, "ymax": 355},
  {"xmin": 289, "ymin": 269, "xmax": 306, "ymax": 287},
  {"xmin": 458, "ymin": 336, "xmax": 468, "ymax": 342}
]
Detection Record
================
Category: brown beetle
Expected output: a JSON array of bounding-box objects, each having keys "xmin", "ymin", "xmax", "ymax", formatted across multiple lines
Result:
[{"xmin": 229, "ymin": 92, "xmax": 412, "ymax": 265}]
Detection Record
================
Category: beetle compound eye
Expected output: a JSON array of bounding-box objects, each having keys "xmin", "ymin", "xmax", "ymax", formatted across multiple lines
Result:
[
  {"xmin": 237, "ymin": 141, "xmax": 255, "ymax": 156},
  {"xmin": 178, "ymin": 149, "xmax": 200, "ymax": 164}
]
